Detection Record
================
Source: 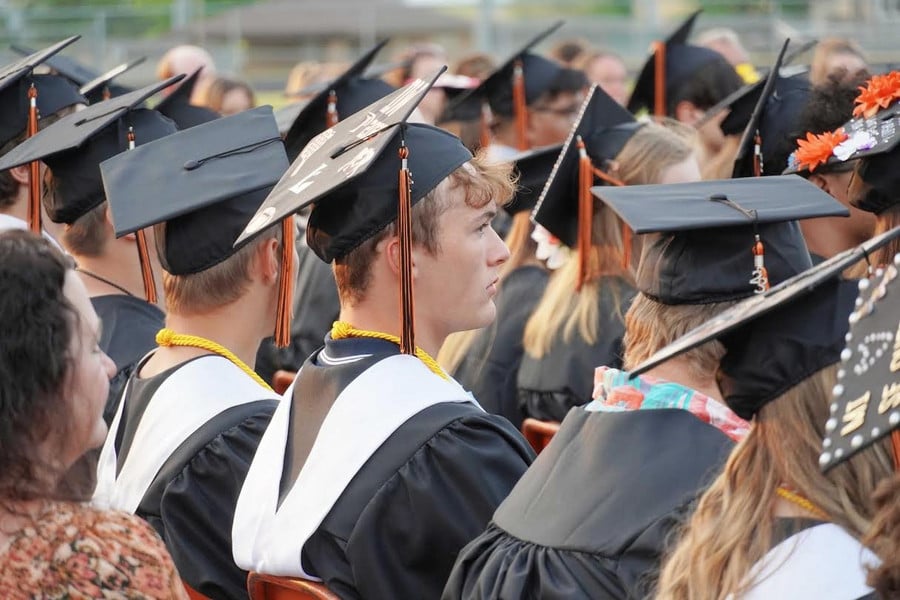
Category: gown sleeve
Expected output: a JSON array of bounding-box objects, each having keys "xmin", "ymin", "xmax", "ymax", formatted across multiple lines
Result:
[
  {"xmin": 339, "ymin": 413, "xmax": 534, "ymax": 599},
  {"xmin": 152, "ymin": 400, "xmax": 277, "ymax": 600}
]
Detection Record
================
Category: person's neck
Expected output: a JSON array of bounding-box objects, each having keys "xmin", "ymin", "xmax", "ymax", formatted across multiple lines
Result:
[
  {"xmin": 0, "ymin": 194, "xmax": 27, "ymax": 223},
  {"xmin": 72, "ymin": 245, "xmax": 166, "ymax": 310},
  {"xmin": 641, "ymin": 357, "xmax": 724, "ymax": 402},
  {"xmin": 800, "ymin": 220, "xmax": 862, "ymax": 260},
  {"xmin": 339, "ymin": 304, "xmax": 443, "ymax": 358},
  {"xmin": 143, "ymin": 306, "xmax": 266, "ymax": 377}
]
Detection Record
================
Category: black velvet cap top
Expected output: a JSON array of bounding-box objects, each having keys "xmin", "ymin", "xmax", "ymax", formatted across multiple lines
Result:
[
  {"xmin": 0, "ymin": 77, "xmax": 181, "ymax": 224},
  {"xmin": 821, "ymin": 255, "xmax": 900, "ymax": 470},
  {"xmin": 594, "ymin": 175, "xmax": 848, "ymax": 304},
  {"xmin": 155, "ymin": 67, "xmax": 220, "ymax": 130},
  {"xmin": 628, "ymin": 226, "xmax": 900, "ymax": 420},
  {"xmin": 626, "ymin": 10, "xmax": 726, "ymax": 114},
  {"xmin": 12, "ymin": 43, "xmax": 97, "ymax": 86},
  {"xmin": 284, "ymin": 40, "xmax": 395, "ymax": 162},
  {"xmin": 234, "ymin": 70, "xmax": 473, "ymax": 263},
  {"xmin": 101, "ymin": 106, "xmax": 289, "ymax": 275},
  {"xmin": 0, "ymin": 74, "xmax": 86, "ymax": 148},
  {"xmin": 531, "ymin": 84, "xmax": 640, "ymax": 247},
  {"xmin": 78, "ymin": 57, "xmax": 144, "ymax": 105},
  {"xmin": 504, "ymin": 143, "xmax": 563, "ymax": 216},
  {"xmin": 0, "ymin": 36, "xmax": 80, "ymax": 93}
]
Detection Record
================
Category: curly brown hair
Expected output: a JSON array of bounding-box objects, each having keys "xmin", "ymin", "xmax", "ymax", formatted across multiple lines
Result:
[{"xmin": 864, "ymin": 471, "xmax": 900, "ymax": 596}]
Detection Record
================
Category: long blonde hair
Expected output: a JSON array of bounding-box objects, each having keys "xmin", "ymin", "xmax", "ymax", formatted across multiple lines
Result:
[
  {"xmin": 522, "ymin": 122, "xmax": 695, "ymax": 359},
  {"xmin": 657, "ymin": 366, "xmax": 894, "ymax": 600}
]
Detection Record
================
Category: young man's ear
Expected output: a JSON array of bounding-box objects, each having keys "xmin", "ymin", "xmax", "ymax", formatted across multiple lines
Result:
[
  {"xmin": 674, "ymin": 100, "xmax": 702, "ymax": 126},
  {"xmin": 384, "ymin": 236, "xmax": 419, "ymax": 278},
  {"xmin": 8, "ymin": 164, "xmax": 30, "ymax": 186},
  {"xmin": 254, "ymin": 235, "xmax": 281, "ymax": 285}
]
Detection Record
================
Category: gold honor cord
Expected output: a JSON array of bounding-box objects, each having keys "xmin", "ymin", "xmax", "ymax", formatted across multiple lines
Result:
[
  {"xmin": 775, "ymin": 486, "xmax": 829, "ymax": 521},
  {"xmin": 331, "ymin": 321, "xmax": 448, "ymax": 380},
  {"xmin": 155, "ymin": 328, "xmax": 273, "ymax": 391}
]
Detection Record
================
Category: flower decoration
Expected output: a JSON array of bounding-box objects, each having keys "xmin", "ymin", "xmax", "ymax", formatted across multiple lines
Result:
[
  {"xmin": 532, "ymin": 225, "xmax": 570, "ymax": 270},
  {"xmin": 853, "ymin": 71, "xmax": 900, "ymax": 119},
  {"xmin": 792, "ymin": 129, "xmax": 849, "ymax": 172}
]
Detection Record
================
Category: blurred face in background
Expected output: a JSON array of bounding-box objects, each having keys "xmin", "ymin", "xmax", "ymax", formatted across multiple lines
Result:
[{"xmin": 585, "ymin": 54, "xmax": 628, "ymax": 106}]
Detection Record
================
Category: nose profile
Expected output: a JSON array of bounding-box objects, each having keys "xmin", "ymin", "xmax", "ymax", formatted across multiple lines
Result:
[{"xmin": 489, "ymin": 225, "xmax": 510, "ymax": 266}]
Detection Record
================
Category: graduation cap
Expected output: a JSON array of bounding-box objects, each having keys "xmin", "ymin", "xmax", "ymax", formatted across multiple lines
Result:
[
  {"xmin": 12, "ymin": 44, "xmax": 97, "ymax": 87},
  {"xmin": 274, "ymin": 99, "xmax": 309, "ymax": 136},
  {"xmin": 532, "ymin": 84, "xmax": 640, "ymax": 288},
  {"xmin": 155, "ymin": 67, "xmax": 220, "ymax": 129},
  {"xmin": 283, "ymin": 40, "xmax": 395, "ymax": 162},
  {"xmin": 236, "ymin": 68, "xmax": 471, "ymax": 354},
  {"xmin": 504, "ymin": 143, "xmax": 562, "ymax": 216},
  {"xmin": 101, "ymin": 105, "xmax": 288, "ymax": 315},
  {"xmin": 0, "ymin": 74, "xmax": 86, "ymax": 148},
  {"xmin": 436, "ymin": 73, "xmax": 482, "ymax": 124},
  {"xmin": 627, "ymin": 10, "xmax": 729, "ymax": 117},
  {"xmin": 78, "ymin": 57, "xmax": 144, "ymax": 104},
  {"xmin": 0, "ymin": 35, "xmax": 81, "ymax": 234},
  {"xmin": 594, "ymin": 175, "xmax": 848, "ymax": 304},
  {"xmin": 820, "ymin": 254, "xmax": 900, "ymax": 471}
]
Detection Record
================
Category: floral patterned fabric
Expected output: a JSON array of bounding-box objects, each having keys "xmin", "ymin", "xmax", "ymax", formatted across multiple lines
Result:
[{"xmin": 0, "ymin": 501, "xmax": 188, "ymax": 600}]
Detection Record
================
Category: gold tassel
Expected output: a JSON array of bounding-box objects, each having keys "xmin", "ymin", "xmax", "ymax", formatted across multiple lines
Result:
[
  {"xmin": 512, "ymin": 59, "xmax": 529, "ymax": 151},
  {"xmin": 398, "ymin": 140, "xmax": 416, "ymax": 354},
  {"xmin": 274, "ymin": 217, "xmax": 295, "ymax": 348},
  {"xmin": 326, "ymin": 90, "xmax": 339, "ymax": 128},
  {"xmin": 622, "ymin": 224, "xmax": 632, "ymax": 271},
  {"xmin": 27, "ymin": 84, "xmax": 41, "ymax": 234},
  {"xmin": 576, "ymin": 136, "xmax": 593, "ymax": 291},
  {"xmin": 653, "ymin": 41, "xmax": 666, "ymax": 117},
  {"xmin": 127, "ymin": 127, "xmax": 158, "ymax": 304}
]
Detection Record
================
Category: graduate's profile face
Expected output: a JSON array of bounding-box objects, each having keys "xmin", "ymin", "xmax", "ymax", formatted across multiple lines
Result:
[
  {"xmin": 413, "ymin": 174, "xmax": 510, "ymax": 336},
  {"xmin": 528, "ymin": 90, "xmax": 585, "ymax": 148},
  {"xmin": 62, "ymin": 271, "xmax": 115, "ymax": 466}
]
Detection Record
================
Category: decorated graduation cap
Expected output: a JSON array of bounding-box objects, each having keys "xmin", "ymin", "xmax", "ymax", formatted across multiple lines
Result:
[
  {"xmin": 532, "ymin": 84, "xmax": 641, "ymax": 288},
  {"xmin": 79, "ymin": 57, "xmax": 144, "ymax": 105},
  {"xmin": 283, "ymin": 40, "xmax": 395, "ymax": 162},
  {"xmin": 101, "ymin": 105, "xmax": 288, "ymax": 319},
  {"xmin": 627, "ymin": 9, "xmax": 727, "ymax": 117},
  {"xmin": 504, "ymin": 143, "xmax": 562, "ymax": 216},
  {"xmin": 594, "ymin": 175, "xmax": 848, "ymax": 304},
  {"xmin": 12, "ymin": 44, "xmax": 98, "ymax": 87},
  {"xmin": 820, "ymin": 253, "xmax": 900, "ymax": 471},
  {"xmin": 155, "ymin": 67, "xmax": 220, "ymax": 129},
  {"xmin": 629, "ymin": 239, "xmax": 900, "ymax": 421},
  {"xmin": 235, "ymin": 68, "xmax": 471, "ymax": 354},
  {"xmin": 0, "ymin": 35, "xmax": 81, "ymax": 234}
]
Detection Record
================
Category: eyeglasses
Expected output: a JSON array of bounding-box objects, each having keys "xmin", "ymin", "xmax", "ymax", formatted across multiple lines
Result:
[{"xmin": 531, "ymin": 103, "xmax": 581, "ymax": 121}]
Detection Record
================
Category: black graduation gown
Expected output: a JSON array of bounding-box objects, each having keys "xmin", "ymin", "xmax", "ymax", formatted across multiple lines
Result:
[
  {"xmin": 516, "ymin": 277, "xmax": 635, "ymax": 422},
  {"xmin": 443, "ymin": 406, "xmax": 735, "ymax": 600},
  {"xmin": 114, "ymin": 360, "xmax": 277, "ymax": 600},
  {"xmin": 92, "ymin": 294, "xmax": 164, "ymax": 423},
  {"xmin": 286, "ymin": 337, "xmax": 535, "ymax": 599},
  {"xmin": 453, "ymin": 265, "xmax": 549, "ymax": 429}
]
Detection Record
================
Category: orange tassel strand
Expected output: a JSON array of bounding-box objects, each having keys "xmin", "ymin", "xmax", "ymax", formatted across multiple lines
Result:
[
  {"xmin": 397, "ymin": 141, "xmax": 416, "ymax": 355},
  {"xmin": 753, "ymin": 131, "xmax": 763, "ymax": 177},
  {"xmin": 892, "ymin": 430, "xmax": 900, "ymax": 472},
  {"xmin": 274, "ymin": 217, "xmax": 295, "ymax": 348},
  {"xmin": 576, "ymin": 136, "xmax": 593, "ymax": 291},
  {"xmin": 126, "ymin": 126, "xmax": 158, "ymax": 304},
  {"xmin": 326, "ymin": 90, "xmax": 339, "ymax": 128},
  {"xmin": 512, "ymin": 59, "xmax": 529, "ymax": 151},
  {"xmin": 27, "ymin": 84, "xmax": 41, "ymax": 234},
  {"xmin": 750, "ymin": 234, "xmax": 769, "ymax": 294},
  {"xmin": 652, "ymin": 41, "xmax": 666, "ymax": 117}
]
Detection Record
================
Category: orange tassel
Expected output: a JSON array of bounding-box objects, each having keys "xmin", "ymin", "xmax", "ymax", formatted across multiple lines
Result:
[
  {"xmin": 274, "ymin": 217, "xmax": 295, "ymax": 348},
  {"xmin": 27, "ymin": 84, "xmax": 41, "ymax": 234},
  {"xmin": 326, "ymin": 90, "xmax": 339, "ymax": 128},
  {"xmin": 753, "ymin": 130, "xmax": 763, "ymax": 177},
  {"xmin": 622, "ymin": 223, "xmax": 632, "ymax": 271},
  {"xmin": 576, "ymin": 136, "xmax": 593, "ymax": 291},
  {"xmin": 102, "ymin": 86, "xmax": 112, "ymax": 101},
  {"xmin": 479, "ymin": 101, "xmax": 492, "ymax": 150},
  {"xmin": 398, "ymin": 141, "xmax": 415, "ymax": 354},
  {"xmin": 891, "ymin": 430, "xmax": 900, "ymax": 471},
  {"xmin": 135, "ymin": 230, "xmax": 158, "ymax": 304},
  {"xmin": 592, "ymin": 165, "xmax": 627, "ymax": 188},
  {"xmin": 750, "ymin": 234, "xmax": 769, "ymax": 293},
  {"xmin": 512, "ymin": 59, "xmax": 529, "ymax": 151},
  {"xmin": 653, "ymin": 41, "xmax": 666, "ymax": 117}
]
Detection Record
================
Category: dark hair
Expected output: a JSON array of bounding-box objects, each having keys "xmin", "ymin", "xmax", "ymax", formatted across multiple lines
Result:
[
  {"xmin": 0, "ymin": 230, "xmax": 78, "ymax": 500},
  {"xmin": 0, "ymin": 111, "xmax": 69, "ymax": 209},
  {"xmin": 668, "ymin": 56, "xmax": 743, "ymax": 115}
]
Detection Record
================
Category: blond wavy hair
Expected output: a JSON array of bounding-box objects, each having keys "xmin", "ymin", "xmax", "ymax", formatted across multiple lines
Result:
[
  {"xmin": 522, "ymin": 121, "xmax": 695, "ymax": 359},
  {"xmin": 657, "ymin": 366, "xmax": 894, "ymax": 600}
]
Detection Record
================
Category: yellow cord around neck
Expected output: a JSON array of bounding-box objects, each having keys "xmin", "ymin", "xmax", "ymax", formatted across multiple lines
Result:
[
  {"xmin": 156, "ymin": 328, "xmax": 273, "ymax": 391},
  {"xmin": 776, "ymin": 486, "xmax": 829, "ymax": 521},
  {"xmin": 331, "ymin": 321, "xmax": 448, "ymax": 380}
]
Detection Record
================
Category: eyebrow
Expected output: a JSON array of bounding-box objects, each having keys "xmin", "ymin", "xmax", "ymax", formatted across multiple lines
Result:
[{"xmin": 475, "ymin": 208, "xmax": 497, "ymax": 223}]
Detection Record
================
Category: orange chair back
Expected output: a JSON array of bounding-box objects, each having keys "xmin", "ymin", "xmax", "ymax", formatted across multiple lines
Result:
[
  {"xmin": 272, "ymin": 369, "xmax": 297, "ymax": 395},
  {"xmin": 247, "ymin": 572, "xmax": 340, "ymax": 600},
  {"xmin": 184, "ymin": 583, "xmax": 210, "ymax": 600},
  {"xmin": 521, "ymin": 418, "xmax": 560, "ymax": 454}
]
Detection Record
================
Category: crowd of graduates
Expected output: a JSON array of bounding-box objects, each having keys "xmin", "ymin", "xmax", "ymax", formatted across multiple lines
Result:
[{"xmin": 2, "ymin": 8, "xmax": 900, "ymax": 600}]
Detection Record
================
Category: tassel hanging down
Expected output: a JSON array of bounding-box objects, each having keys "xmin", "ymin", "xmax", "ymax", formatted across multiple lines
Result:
[
  {"xmin": 512, "ymin": 59, "xmax": 529, "ymax": 151},
  {"xmin": 274, "ymin": 217, "xmax": 295, "ymax": 348},
  {"xmin": 127, "ymin": 126, "xmax": 158, "ymax": 304},
  {"xmin": 750, "ymin": 233, "xmax": 769, "ymax": 294},
  {"xmin": 576, "ymin": 136, "xmax": 593, "ymax": 291},
  {"xmin": 753, "ymin": 130, "xmax": 764, "ymax": 177},
  {"xmin": 652, "ymin": 41, "xmax": 666, "ymax": 118},
  {"xmin": 397, "ymin": 140, "xmax": 416, "ymax": 354},
  {"xmin": 326, "ymin": 90, "xmax": 339, "ymax": 128},
  {"xmin": 27, "ymin": 84, "xmax": 41, "ymax": 234}
]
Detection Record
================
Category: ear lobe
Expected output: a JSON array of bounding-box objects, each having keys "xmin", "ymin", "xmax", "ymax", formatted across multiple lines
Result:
[
  {"xmin": 808, "ymin": 173, "xmax": 829, "ymax": 193},
  {"xmin": 9, "ymin": 165, "xmax": 30, "ymax": 186}
]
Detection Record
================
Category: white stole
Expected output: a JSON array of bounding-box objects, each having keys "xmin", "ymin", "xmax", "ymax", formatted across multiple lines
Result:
[
  {"xmin": 93, "ymin": 355, "xmax": 281, "ymax": 514},
  {"xmin": 232, "ymin": 354, "xmax": 478, "ymax": 579}
]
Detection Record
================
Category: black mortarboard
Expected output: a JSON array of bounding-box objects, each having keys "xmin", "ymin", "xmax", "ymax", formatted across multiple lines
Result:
[
  {"xmin": 0, "ymin": 74, "xmax": 86, "ymax": 148},
  {"xmin": 0, "ymin": 36, "xmax": 80, "ymax": 93},
  {"xmin": 0, "ymin": 77, "xmax": 182, "ymax": 225},
  {"xmin": 283, "ymin": 40, "xmax": 395, "ymax": 162},
  {"xmin": 79, "ymin": 57, "xmax": 144, "ymax": 104},
  {"xmin": 532, "ymin": 84, "xmax": 639, "ymax": 248},
  {"xmin": 630, "ymin": 226, "xmax": 900, "ymax": 379},
  {"xmin": 627, "ymin": 10, "xmax": 727, "ymax": 116},
  {"xmin": 155, "ymin": 67, "xmax": 220, "ymax": 129},
  {"xmin": 274, "ymin": 99, "xmax": 309, "ymax": 135},
  {"xmin": 101, "ymin": 105, "xmax": 289, "ymax": 275},
  {"xmin": 12, "ymin": 44, "xmax": 97, "ymax": 87},
  {"xmin": 504, "ymin": 143, "xmax": 562, "ymax": 216},
  {"xmin": 595, "ymin": 175, "xmax": 848, "ymax": 304},
  {"xmin": 820, "ymin": 254, "xmax": 900, "ymax": 470}
]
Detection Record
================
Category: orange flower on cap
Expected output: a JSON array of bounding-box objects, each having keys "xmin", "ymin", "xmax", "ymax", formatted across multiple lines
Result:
[
  {"xmin": 853, "ymin": 72, "xmax": 900, "ymax": 119},
  {"xmin": 793, "ymin": 129, "xmax": 849, "ymax": 172}
]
